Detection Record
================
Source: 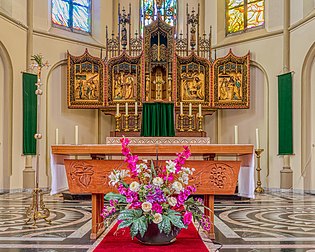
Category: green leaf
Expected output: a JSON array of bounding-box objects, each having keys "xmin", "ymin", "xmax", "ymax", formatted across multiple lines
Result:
[
  {"xmin": 130, "ymin": 216, "xmax": 148, "ymax": 238},
  {"xmin": 104, "ymin": 192, "xmax": 127, "ymax": 203},
  {"xmin": 118, "ymin": 219, "xmax": 133, "ymax": 229},
  {"xmin": 158, "ymin": 216, "xmax": 171, "ymax": 234},
  {"xmin": 167, "ymin": 210, "xmax": 186, "ymax": 229}
]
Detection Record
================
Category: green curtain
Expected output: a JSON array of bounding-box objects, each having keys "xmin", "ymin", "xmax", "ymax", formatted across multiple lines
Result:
[
  {"xmin": 278, "ymin": 72, "xmax": 293, "ymax": 155},
  {"xmin": 141, "ymin": 103, "xmax": 175, "ymax": 137},
  {"xmin": 23, "ymin": 72, "xmax": 37, "ymax": 155}
]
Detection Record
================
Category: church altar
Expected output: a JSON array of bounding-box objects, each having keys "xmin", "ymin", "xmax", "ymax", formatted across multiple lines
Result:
[{"xmin": 50, "ymin": 142, "xmax": 254, "ymax": 240}]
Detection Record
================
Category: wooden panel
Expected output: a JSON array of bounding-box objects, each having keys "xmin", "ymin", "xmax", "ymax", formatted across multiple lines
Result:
[
  {"xmin": 52, "ymin": 144, "xmax": 253, "ymax": 156},
  {"xmin": 64, "ymin": 160, "xmax": 240, "ymax": 195}
]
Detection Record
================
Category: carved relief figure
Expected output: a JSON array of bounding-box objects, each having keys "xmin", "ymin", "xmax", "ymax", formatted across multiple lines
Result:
[
  {"xmin": 74, "ymin": 72, "xmax": 99, "ymax": 101},
  {"xmin": 153, "ymin": 68, "xmax": 165, "ymax": 100},
  {"xmin": 218, "ymin": 73, "xmax": 242, "ymax": 101},
  {"xmin": 124, "ymin": 76, "xmax": 134, "ymax": 99},
  {"xmin": 181, "ymin": 71, "xmax": 205, "ymax": 101},
  {"xmin": 113, "ymin": 72, "xmax": 135, "ymax": 100}
]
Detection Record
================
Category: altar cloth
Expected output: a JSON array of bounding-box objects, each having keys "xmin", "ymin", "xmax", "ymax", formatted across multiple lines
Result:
[{"xmin": 93, "ymin": 222, "xmax": 209, "ymax": 252}]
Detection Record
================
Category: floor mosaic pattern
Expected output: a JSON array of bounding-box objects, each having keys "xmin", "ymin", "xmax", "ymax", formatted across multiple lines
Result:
[{"xmin": 0, "ymin": 192, "xmax": 314, "ymax": 251}]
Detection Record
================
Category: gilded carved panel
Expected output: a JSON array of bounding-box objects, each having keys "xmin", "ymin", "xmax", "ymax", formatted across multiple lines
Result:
[
  {"xmin": 211, "ymin": 50, "xmax": 250, "ymax": 109},
  {"xmin": 67, "ymin": 49, "xmax": 105, "ymax": 108},
  {"xmin": 176, "ymin": 53, "xmax": 211, "ymax": 105},
  {"xmin": 107, "ymin": 52, "xmax": 142, "ymax": 105}
]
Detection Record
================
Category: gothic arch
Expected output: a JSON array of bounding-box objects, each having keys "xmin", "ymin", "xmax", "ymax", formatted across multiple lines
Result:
[
  {"xmin": 301, "ymin": 42, "xmax": 315, "ymax": 191},
  {"xmin": 0, "ymin": 41, "xmax": 13, "ymax": 190},
  {"xmin": 250, "ymin": 60, "xmax": 270, "ymax": 178}
]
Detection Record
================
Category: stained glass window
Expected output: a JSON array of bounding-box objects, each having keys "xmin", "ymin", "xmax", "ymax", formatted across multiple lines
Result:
[
  {"xmin": 140, "ymin": 0, "xmax": 177, "ymax": 33},
  {"xmin": 52, "ymin": 0, "xmax": 91, "ymax": 33},
  {"xmin": 226, "ymin": 0, "xmax": 264, "ymax": 34}
]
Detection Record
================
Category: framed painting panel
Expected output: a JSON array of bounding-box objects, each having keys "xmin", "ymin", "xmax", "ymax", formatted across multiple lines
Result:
[
  {"xmin": 67, "ymin": 49, "xmax": 105, "ymax": 108},
  {"xmin": 211, "ymin": 50, "xmax": 250, "ymax": 109}
]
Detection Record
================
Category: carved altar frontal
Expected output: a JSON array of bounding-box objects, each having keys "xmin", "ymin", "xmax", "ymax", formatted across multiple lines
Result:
[{"xmin": 105, "ymin": 136, "xmax": 211, "ymax": 145}]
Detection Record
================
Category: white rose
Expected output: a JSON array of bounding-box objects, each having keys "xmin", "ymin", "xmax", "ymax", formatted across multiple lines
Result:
[
  {"xmin": 152, "ymin": 177, "xmax": 164, "ymax": 187},
  {"xmin": 108, "ymin": 171, "xmax": 119, "ymax": 186},
  {"xmin": 167, "ymin": 197, "xmax": 177, "ymax": 206},
  {"xmin": 129, "ymin": 181, "xmax": 140, "ymax": 192},
  {"xmin": 172, "ymin": 181, "xmax": 183, "ymax": 193},
  {"xmin": 166, "ymin": 160, "xmax": 176, "ymax": 173},
  {"xmin": 152, "ymin": 213, "xmax": 163, "ymax": 224},
  {"xmin": 141, "ymin": 202, "xmax": 152, "ymax": 212}
]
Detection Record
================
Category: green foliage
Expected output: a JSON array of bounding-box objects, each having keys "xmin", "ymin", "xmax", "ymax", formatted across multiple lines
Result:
[
  {"xmin": 104, "ymin": 192, "xmax": 127, "ymax": 204},
  {"xmin": 118, "ymin": 209, "xmax": 148, "ymax": 238},
  {"xmin": 166, "ymin": 210, "xmax": 186, "ymax": 229},
  {"xmin": 158, "ymin": 216, "xmax": 172, "ymax": 234}
]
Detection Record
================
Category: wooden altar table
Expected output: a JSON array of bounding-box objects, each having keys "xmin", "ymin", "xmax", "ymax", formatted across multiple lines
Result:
[{"xmin": 51, "ymin": 144, "xmax": 254, "ymax": 240}]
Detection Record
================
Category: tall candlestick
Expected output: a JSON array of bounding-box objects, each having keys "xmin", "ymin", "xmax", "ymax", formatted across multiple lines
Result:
[
  {"xmin": 189, "ymin": 103, "xmax": 192, "ymax": 116},
  {"xmin": 234, "ymin": 125, "xmax": 238, "ymax": 144},
  {"xmin": 199, "ymin": 104, "xmax": 202, "ymax": 117},
  {"xmin": 180, "ymin": 102, "xmax": 183, "ymax": 114},
  {"xmin": 125, "ymin": 102, "xmax": 128, "ymax": 115},
  {"xmin": 116, "ymin": 103, "xmax": 120, "ymax": 115},
  {"xmin": 256, "ymin": 128, "xmax": 260, "ymax": 149},
  {"xmin": 75, "ymin": 125, "xmax": 79, "ymax": 145},
  {"xmin": 135, "ymin": 102, "xmax": 138, "ymax": 115},
  {"xmin": 55, "ymin": 128, "xmax": 59, "ymax": 145}
]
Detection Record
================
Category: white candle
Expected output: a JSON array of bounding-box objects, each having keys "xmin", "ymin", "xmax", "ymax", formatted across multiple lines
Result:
[
  {"xmin": 180, "ymin": 102, "xmax": 183, "ymax": 115},
  {"xmin": 75, "ymin": 125, "xmax": 79, "ymax": 145},
  {"xmin": 135, "ymin": 102, "xmax": 138, "ymax": 115},
  {"xmin": 199, "ymin": 104, "xmax": 202, "ymax": 117},
  {"xmin": 55, "ymin": 128, "xmax": 59, "ymax": 145},
  {"xmin": 234, "ymin": 125, "xmax": 238, "ymax": 144},
  {"xmin": 116, "ymin": 103, "xmax": 120, "ymax": 115},
  {"xmin": 125, "ymin": 102, "xmax": 128, "ymax": 115},
  {"xmin": 189, "ymin": 103, "xmax": 192, "ymax": 116},
  {"xmin": 256, "ymin": 128, "xmax": 260, "ymax": 149}
]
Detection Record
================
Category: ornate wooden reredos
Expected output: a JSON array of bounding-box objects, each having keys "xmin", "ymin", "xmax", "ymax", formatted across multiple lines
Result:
[{"xmin": 67, "ymin": 2, "xmax": 250, "ymax": 135}]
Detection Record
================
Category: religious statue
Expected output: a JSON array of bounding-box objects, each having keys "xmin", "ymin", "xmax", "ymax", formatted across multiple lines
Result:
[
  {"xmin": 153, "ymin": 68, "xmax": 165, "ymax": 100},
  {"xmin": 124, "ymin": 76, "xmax": 134, "ymax": 99}
]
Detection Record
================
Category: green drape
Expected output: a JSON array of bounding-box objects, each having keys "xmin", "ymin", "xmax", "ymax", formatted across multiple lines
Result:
[
  {"xmin": 23, "ymin": 72, "xmax": 37, "ymax": 155},
  {"xmin": 278, "ymin": 72, "xmax": 293, "ymax": 155},
  {"xmin": 141, "ymin": 103, "xmax": 175, "ymax": 137}
]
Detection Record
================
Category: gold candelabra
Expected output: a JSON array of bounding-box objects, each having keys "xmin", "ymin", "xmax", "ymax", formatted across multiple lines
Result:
[
  {"xmin": 124, "ymin": 114, "xmax": 130, "ymax": 131},
  {"xmin": 255, "ymin": 148, "xmax": 264, "ymax": 193},
  {"xmin": 179, "ymin": 114, "xmax": 184, "ymax": 132},
  {"xmin": 188, "ymin": 115, "xmax": 193, "ymax": 132},
  {"xmin": 115, "ymin": 114, "xmax": 121, "ymax": 132},
  {"xmin": 197, "ymin": 115, "xmax": 203, "ymax": 132},
  {"xmin": 134, "ymin": 114, "xmax": 139, "ymax": 132},
  {"xmin": 25, "ymin": 54, "xmax": 51, "ymax": 226}
]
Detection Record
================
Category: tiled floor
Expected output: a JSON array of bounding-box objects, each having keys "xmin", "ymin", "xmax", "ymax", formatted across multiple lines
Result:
[{"xmin": 0, "ymin": 192, "xmax": 314, "ymax": 251}]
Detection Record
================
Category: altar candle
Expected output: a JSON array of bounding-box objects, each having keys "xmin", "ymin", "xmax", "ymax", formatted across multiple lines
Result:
[
  {"xmin": 234, "ymin": 125, "xmax": 238, "ymax": 144},
  {"xmin": 189, "ymin": 103, "xmax": 192, "ymax": 116},
  {"xmin": 55, "ymin": 128, "xmax": 59, "ymax": 145},
  {"xmin": 135, "ymin": 102, "xmax": 138, "ymax": 115},
  {"xmin": 75, "ymin": 125, "xmax": 79, "ymax": 145},
  {"xmin": 125, "ymin": 102, "xmax": 128, "ymax": 115},
  {"xmin": 199, "ymin": 104, "xmax": 202, "ymax": 117},
  {"xmin": 256, "ymin": 128, "xmax": 260, "ymax": 149},
  {"xmin": 180, "ymin": 102, "xmax": 183, "ymax": 115},
  {"xmin": 116, "ymin": 103, "xmax": 119, "ymax": 115}
]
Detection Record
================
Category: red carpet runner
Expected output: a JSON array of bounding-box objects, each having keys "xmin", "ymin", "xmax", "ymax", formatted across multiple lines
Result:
[{"xmin": 94, "ymin": 223, "xmax": 209, "ymax": 252}]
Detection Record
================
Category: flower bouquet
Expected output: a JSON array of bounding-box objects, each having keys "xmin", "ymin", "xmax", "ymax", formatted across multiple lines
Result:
[{"xmin": 102, "ymin": 138, "xmax": 211, "ymax": 244}]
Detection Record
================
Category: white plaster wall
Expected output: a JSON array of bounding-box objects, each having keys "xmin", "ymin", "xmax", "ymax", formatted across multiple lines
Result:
[
  {"xmin": 0, "ymin": 56, "xmax": 3, "ymax": 190},
  {"xmin": 310, "ymin": 59, "xmax": 315, "ymax": 191}
]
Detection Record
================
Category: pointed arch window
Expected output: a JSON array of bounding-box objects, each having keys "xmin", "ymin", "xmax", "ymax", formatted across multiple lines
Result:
[
  {"xmin": 140, "ymin": 0, "xmax": 177, "ymax": 33},
  {"xmin": 226, "ymin": 0, "xmax": 264, "ymax": 35},
  {"xmin": 51, "ymin": 0, "xmax": 91, "ymax": 33}
]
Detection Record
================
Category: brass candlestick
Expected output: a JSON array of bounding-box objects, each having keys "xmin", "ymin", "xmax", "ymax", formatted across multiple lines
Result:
[
  {"xmin": 124, "ymin": 114, "xmax": 130, "ymax": 131},
  {"xmin": 197, "ymin": 115, "xmax": 203, "ymax": 132},
  {"xmin": 115, "ymin": 114, "xmax": 121, "ymax": 132},
  {"xmin": 134, "ymin": 114, "xmax": 139, "ymax": 132},
  {"xmin": 25, "ymin": 54, "xmax": 51, "ymax": 226},
  {"xmin": 188, "ymin": 115, "xmax": 193, "ymax": 132},
  {"xmin": 179, "ymin": 114, "xmax": 184, "ymax": 132},
  {"xmin": 255, "ymin": 148, "xmax": 264, "ymax": 193}
]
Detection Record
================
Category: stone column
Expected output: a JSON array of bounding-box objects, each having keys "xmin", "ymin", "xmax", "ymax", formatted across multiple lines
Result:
[
  {"xmin": 280, "ymin": 0, "xmax": 293, "ymax": 190},
  {"xmin": 23, "ymin": 0, "xmax": 35, "ymax": 189}
]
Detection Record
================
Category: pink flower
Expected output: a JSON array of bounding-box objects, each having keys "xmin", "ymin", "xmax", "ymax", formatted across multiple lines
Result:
[
  {"xmin": 183, "ymin": 211, "xmax": 193, "ymax": 225},
  {"xmin": 152, "ymin": 202, "xmax": 163, "ymax": 213}
]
